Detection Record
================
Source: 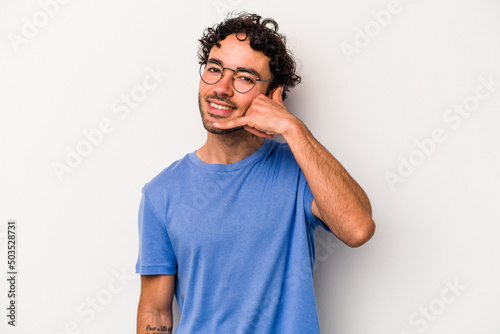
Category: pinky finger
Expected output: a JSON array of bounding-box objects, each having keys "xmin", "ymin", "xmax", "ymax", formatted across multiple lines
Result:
[{"xmin": 244, "ymin": 126, "xmax": 274, "ymax": 139}]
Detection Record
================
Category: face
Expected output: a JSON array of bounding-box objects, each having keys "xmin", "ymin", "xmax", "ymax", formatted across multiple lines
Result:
[{"xmin": 198, "ymin": 34, "xmax": 273, "ymax": 134}]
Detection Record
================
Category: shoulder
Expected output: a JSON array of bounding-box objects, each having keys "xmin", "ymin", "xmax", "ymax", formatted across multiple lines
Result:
[
  {"xmin": 142, "ymin": 153, "xmax": 193, "ymax": 197},
  {"xmin": 266, "ymin": 139, "xmax": 297, "ymax": 166}
]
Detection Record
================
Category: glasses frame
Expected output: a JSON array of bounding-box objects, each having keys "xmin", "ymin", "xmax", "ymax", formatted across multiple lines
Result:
[{"xmin": 199, "ymin": 62, "xmax": 273, "ymax": 94}]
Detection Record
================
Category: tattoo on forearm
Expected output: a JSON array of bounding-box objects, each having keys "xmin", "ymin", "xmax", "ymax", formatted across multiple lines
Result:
[{"xmin": 144, "ymin": 324, "xmax": 172, "ymax": 333}]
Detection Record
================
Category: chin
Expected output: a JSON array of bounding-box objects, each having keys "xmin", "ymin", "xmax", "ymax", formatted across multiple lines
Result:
[
  {"xmin": 203, "ymin": 121, "xmax": 244, "ymax": 135},
  {"xmin": 199, "ymin": 106, "xmax": 239, "ymax": 135}
]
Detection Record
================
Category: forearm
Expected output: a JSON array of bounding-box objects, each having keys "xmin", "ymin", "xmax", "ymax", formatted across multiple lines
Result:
[
  {"xmin": 137, "ymin": 305, "xmax": 173, "ymax": 334},
  {"xmin": 283, "ymin": 120, "xmax": 375, "ymax": 247},
  {"xmin": 210, "ymin": 88, "xmax": 375, "ymax": 246}
]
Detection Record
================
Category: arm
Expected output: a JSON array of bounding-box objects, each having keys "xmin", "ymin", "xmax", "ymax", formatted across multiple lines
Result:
[
  {"xmin": 284, "ymin": 122, "xmax": 375, "ymax": 247},
  {"xmin": 213, "ymin": 87, "xmax": 375, "ymax": 247},
  {"xmin": 137, "ymin": 274, "xmax": 175, "ymax": 334}
]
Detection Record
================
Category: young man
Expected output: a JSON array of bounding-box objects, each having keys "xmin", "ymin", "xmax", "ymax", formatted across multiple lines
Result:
[{"xmin": 136, "ymin": 13, "xmax": 375, "ymax": 334}]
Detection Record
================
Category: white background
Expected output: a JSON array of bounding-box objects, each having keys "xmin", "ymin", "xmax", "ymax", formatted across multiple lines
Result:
[{"xmin": 1, "ymin": 0, "xmax": 499, "ymax": 333}]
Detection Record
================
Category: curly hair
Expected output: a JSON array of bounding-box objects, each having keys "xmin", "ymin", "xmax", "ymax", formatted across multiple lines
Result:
[{"xmin": 198, "ymin": 12, "xmax": 301, "ymax": 100}]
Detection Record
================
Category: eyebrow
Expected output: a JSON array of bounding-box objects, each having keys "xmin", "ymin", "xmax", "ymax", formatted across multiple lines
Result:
[{"xmin": 207, "ymin": 58, "xmax": 263, "ymax": 78}]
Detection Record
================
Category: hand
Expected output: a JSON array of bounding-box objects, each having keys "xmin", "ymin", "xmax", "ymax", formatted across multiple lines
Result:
[{"xmin": 213, "ymin": 87, "xmax": 298, "ymax": 138}]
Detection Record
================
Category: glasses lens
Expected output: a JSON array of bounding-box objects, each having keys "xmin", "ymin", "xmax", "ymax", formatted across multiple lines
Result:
[
  {"xmin": 200, "ymin": 63, "xmax": 222, "ymax": 84},
  {"xmin": 199, "ymin": 63, "xmax": 259, "ymax": 93},
  {"xmin": 233, "ymin": 71, "xmax": 257, "ymax": 93}
]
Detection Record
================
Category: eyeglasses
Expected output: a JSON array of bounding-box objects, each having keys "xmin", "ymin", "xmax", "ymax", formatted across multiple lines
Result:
[{"xmin": 199, "ymin": 62, "xmax": 273, "ymax": 94}]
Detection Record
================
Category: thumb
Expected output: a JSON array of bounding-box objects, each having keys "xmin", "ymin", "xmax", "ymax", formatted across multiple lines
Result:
[{"xmin": 271, "ymin": 86, "xmax": 284, "ymax": 103}]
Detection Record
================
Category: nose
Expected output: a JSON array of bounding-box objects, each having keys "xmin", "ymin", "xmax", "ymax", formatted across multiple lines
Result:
[{"xmin": 213, "ymin": 69, "xmax": 234, "ymax": 96}]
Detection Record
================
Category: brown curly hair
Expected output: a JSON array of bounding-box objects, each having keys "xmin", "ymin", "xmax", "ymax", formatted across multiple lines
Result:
[{"xmin": 198, "ymin": 12, "xmax": 301, "ymax": 100}]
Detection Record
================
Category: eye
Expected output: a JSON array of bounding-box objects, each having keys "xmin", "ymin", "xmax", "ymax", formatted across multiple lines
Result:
[
  {"xmin": 235, "ymin": 72, "xmax": 256, "ymax": 84},
  {"xmin": 206, "ymin": 65, "xmax": 222, "ymax": 73}
]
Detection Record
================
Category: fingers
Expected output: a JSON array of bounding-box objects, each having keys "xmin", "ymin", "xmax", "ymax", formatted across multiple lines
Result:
[
  {"xmin": 213, "ymin": 117, "xmax": 247, "ymax": 130},
  {"xmin": 271, "ymin": 86, "xmax": 284, "ymax": 103},
  {"xmin": 213, "ymin": 90, "xmax": 285, "ymax": 136},
  {"xmin": 244, "ymin": 126, "xmax": 274, "ymax": 139},
  {"xmin": 213, "ymin": 118, "xmax": 274, "ymax": 139}
]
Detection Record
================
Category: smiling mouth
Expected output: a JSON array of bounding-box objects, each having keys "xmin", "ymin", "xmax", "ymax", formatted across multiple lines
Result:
[{"xmin": 209, "ymin": 102, "xmax": 236, "ymax": 110}]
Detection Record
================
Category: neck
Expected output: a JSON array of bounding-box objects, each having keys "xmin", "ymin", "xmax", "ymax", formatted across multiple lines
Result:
[{"xmin": 196, "ymin": 130, "xmax": 265, "ymax": 164}]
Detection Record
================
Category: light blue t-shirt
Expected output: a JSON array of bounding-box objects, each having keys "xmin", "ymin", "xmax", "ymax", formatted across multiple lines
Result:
[{"xmin": 136, "ymin": 139, "xmax": 328, "ymax": 333}]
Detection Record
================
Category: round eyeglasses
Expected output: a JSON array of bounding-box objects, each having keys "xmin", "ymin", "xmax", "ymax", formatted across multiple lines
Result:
[{"xmin": 199, "ymin": 62, "xmax": 273, "ymax": 94}]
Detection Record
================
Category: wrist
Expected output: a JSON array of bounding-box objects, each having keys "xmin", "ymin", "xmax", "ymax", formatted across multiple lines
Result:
[{"xmin": 282, "ymin": 117, "xmax": 309, "ymax": 143}]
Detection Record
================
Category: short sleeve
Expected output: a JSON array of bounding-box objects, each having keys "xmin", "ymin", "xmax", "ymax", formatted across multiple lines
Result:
[{"xmin": 135, "ymin": 192, "xmax": 177, "ymax": 275}]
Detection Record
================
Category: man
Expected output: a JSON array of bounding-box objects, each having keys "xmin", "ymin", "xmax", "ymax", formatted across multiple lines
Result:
[{"xmin": 136, "ymin": 13, "xmax": 375, "ymax": 334}]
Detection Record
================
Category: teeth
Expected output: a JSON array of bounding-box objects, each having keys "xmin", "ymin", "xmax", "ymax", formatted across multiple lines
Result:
[{"xmin": 210, "ymin": 102, "xmax": 234, "ymax": 110}]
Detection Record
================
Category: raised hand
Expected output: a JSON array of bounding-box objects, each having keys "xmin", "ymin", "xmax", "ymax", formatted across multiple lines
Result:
[{"xmin": 213, "ymin": 87, "xmax": 298, "ymax": 139}]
